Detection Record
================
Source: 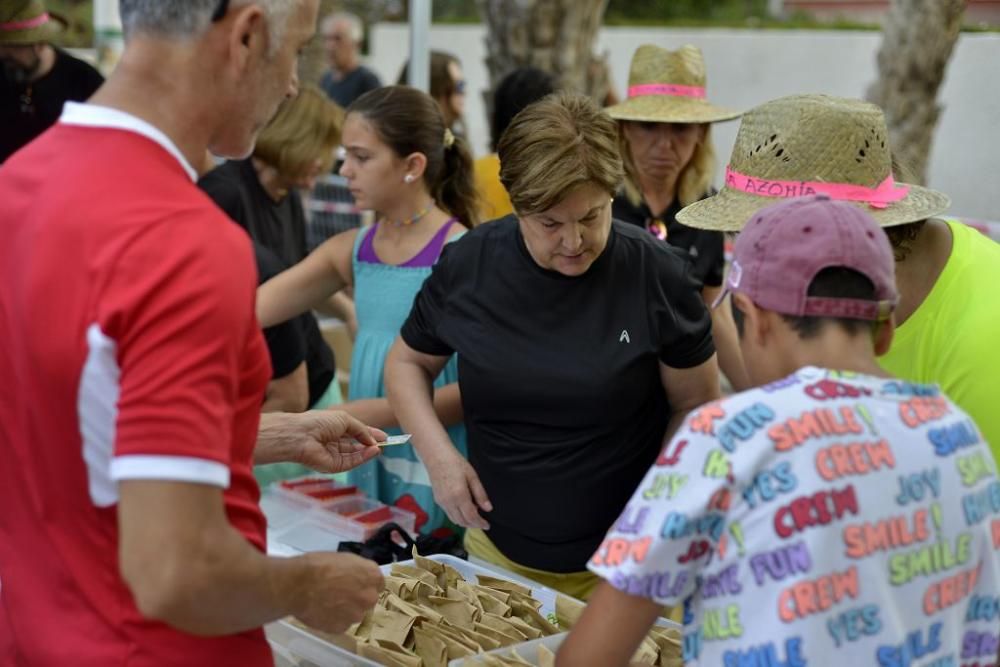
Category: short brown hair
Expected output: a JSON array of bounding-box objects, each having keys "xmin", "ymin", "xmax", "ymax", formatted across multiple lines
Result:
[
  {"xmin": 498, "ymin": 91, "xmax": 623, "ymax": 215},
  {"xmin": 253, "ymin": 84, "xmax": 344, "ymax": 179}
]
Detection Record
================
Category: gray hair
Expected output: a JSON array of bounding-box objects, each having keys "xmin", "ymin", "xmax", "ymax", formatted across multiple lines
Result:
[
  {"xmin": 322, "ymin": 11, "xmax": 363, "ymax": 44},
  {"xmin": 120, "ymin": 0, "xmax": 296, "ymax": 52}
]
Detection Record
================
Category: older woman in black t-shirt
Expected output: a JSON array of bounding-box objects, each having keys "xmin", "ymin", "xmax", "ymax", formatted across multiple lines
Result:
[
  {"xmin": 608, "ymin": 44, "xmax": 750, "ymax": 391},
  {"xmin": 385, "ymin": 92, "xmax": 721, "ymax": 599}
]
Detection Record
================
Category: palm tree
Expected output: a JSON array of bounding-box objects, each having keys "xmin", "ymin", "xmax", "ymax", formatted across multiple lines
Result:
[{"xmin": 867, "ymin": 0, "xmax": 966, "ymax": 184}]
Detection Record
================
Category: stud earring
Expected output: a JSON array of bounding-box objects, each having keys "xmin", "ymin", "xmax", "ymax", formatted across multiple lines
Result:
[{"xmin": 404, "ymin": 174, "xmax": 415, "ymax": 184}]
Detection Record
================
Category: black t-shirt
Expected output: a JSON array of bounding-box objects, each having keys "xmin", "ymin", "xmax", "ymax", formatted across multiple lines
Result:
[
  {"xmin": 254, "ymin": 244, "xmax": 306, "ymax": 379},
  {"xmin": 0, "ymin": 48, "xmax": 104, "ymax": 163},
  {"xmin": 613, "ymin": 191, "xmax": 725, "ymax": 288},
  {"xmin": 320, "ymin": 65, "xmax": 382, "ymax": 108},
  {"xmin": 199, "ymin": 160, "xmax": 336, "ymax": 407},
  {"xmin": 401, "ymin": 217, "xmax": 715, "ymax": 571}
]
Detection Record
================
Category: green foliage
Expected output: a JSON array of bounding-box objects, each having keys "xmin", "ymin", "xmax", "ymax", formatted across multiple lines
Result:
[
  {"xmin": 433, "ymin": 0, "xmax": 480, "ymax": 22},
  {"xmin": 606, "ymin": 0, "xmax": 769, "ymax": 23},
  {"xmin": 31, "ymin": 0, "xmax": 998, "ymax": 43}
]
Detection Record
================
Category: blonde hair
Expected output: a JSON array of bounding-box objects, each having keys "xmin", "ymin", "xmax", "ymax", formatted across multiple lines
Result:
[
  {"xmin": 498, "ymin": 91, "xmax": 623, "ymax": 215},
  {"xmin": 253, "ymin": 84, "xmax": 345, "ymax": 179},
  {"xmin": 619, "ymin": 123, "xmax": 715, "ymax": 208}
]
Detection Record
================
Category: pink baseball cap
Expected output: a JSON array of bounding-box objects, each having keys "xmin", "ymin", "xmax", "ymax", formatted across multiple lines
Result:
[{"xmin": 715, "ymin": 195, "xmax": 898, "ymax": 321}]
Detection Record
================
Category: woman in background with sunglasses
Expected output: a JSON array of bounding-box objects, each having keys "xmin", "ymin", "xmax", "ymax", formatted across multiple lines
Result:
[
  {"xmin": 398, "ymin": 50, "xmax": 467, "ymax": 139},
  {"xmin": 608, "ymin": 44, "xmax": 749, "ymax": 391}
]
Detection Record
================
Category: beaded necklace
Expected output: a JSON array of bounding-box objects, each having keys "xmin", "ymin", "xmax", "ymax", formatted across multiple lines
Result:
[{"xmin": 381, "ymin": 201, "xmax": 435, "ymax": 227}]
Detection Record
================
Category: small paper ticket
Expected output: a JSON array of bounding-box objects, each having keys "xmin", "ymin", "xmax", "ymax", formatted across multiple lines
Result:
[{"xmin": 378, "ymin": 434, "xmax": 413, "ymax": 447}]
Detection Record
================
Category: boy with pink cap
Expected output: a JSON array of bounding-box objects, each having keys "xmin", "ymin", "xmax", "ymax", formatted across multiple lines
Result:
[{"xmin": 558, "ymin": 195, "xmax": 1000, "ymax": 666}]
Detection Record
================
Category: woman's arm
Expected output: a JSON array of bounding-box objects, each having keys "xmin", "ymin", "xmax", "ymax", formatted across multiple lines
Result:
[
  {"xmin": 261, "ymin": 362, "xmax": 309, "ymax": 413},
  {"xmin": 385, "ymin": 337, "xmax": 490, "ymax": 529},
  {"xmin": 336, "ymin": 382, "xmax": 463, "ymax": 430},
  {"xmin": 556, "ymin": 581, "xmax": 664, "ymax": 667},
  {"xmin": 703, "ymin": 285, "xmax": 751, "ymax": 392},
  {"xmin": 660, "ymin": 355, "xmax": 721, "ymax": 443},
  {"xmin": 256, "ymin": 229, "xmax": 358, "ymax": 328}
]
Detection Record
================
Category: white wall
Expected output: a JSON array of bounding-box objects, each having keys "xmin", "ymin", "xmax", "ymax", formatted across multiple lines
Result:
[{"xmin": 367, "ymin": 24, "xmax": 1000, "ymax": 220}]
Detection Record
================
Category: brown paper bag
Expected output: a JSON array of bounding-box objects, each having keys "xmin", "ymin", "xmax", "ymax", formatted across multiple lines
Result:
[
  {"xmin": 357, "ymin": 642, "xmax": 422, "ymax": 667},
  {"xmin": 450, "ymin": 624, "xmax": 503, "ymax": 651},
  {"xmin": 477, "ymin": 592, "xmax": 513, "ymax": 617},
  {"xmin": 454, "ymin": 581, "xmax": 486, "ymax": 615},
  {"xmin": 346, "ymin": 610, "xmax": 374, "ymax": 641},
  {"xmin": 507, "ymin": 591, "xmax": 543, "ymax": 612},
  {"xmin": 479, "ymin": 613, "xmax": 528, "ymax": 642},
  {"xmin": 474, "ymin": 585, "xmax": 511, "ymax": 604},
  {"xmin": 442, "ymin": 563, "xmax": 464, "ymax": 589},
  {"xmin": 555, "ymin": 595, "xmax": 585, "ymax": 630},
  {"xmin": 422, "ymin": 624, "xmax": 479, "ymax": 659},
  {"xmin": 385, "ymin": 575, "xmax": 423, "ymax": 600},
  {"xmin": 385, "ymin": 593, "xmax": 446, "ymax": 625},
  {"xmin": 477, "ymin": 575, "xmax": 532, "ymax": 597},
  {"xmin": 629, "ymin": 635, "xmax": 660, "ymax": 665},
  {"xmin": 538, "ymin": 643, "xmax": 557, "ymax": 667},
  {"xmin": 503, "ymin": 615, "xmax": 543, "ymax": 640},
  {"xmin": 412, "ymin": 626, "xmax": 449, "ymax": 667},
  {"xmin": 392, "ymin": 563, "xmax": 440, "ymax": 588},
  {"xmin": 428, "ymin": 595, "xmax": 479, "ymax": 629},
  {"xmin": 511, "ymin": 600, "xmax": 560, "ymax": 636},
  {"xmin": 371, "ymin": 607, "xmax": 417, "ymax": 648},
  {"xmin": 474, "ymin": 621, "xmax": 523, "ymax": 647}
]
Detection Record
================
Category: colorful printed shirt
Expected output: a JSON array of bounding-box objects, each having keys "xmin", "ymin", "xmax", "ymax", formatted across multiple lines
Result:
[{"xmin": 589, "ymin": 366, "xmax": 1000, "ymax": 666}]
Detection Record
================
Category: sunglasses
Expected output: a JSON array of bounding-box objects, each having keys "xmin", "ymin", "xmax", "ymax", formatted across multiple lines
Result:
[
  {"xmin": 211, "ymin": 0, "xmax": 229, "ymax": 22},
  {"xmin": 453, "ymin": 79, "xmax": 466, "ymax": 95}
]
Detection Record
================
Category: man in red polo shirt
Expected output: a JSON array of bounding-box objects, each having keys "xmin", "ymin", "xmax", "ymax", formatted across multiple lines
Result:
[{"xmin": 0, "ymin": 1, "xmax": 384, "ymax": 665}]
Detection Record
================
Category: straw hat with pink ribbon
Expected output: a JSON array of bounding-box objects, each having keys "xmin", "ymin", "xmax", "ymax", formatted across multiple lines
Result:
[
  {"xmin": 0, "ymin": 0, "xmax": 66, "ymax": 45},
  {"xmin": 677, "ymin": 94, "xmax": 951, "ymax": 231},
  {"xmin": 605, "ymin": 43, "xmax": 742, "ymax": 124}
]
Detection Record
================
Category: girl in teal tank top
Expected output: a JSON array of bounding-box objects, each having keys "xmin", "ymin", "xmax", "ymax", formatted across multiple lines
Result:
[
  {"xmin": 256, "ymin": 85, "xmax": 480, "ymax": 535},
  {"xmin": 348, "ymin": 221, "xmax": 467, "ymax": 533}
]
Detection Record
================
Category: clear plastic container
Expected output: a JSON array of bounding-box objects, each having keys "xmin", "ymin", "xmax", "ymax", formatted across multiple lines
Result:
[
  {"xmin": 265, "ymin": 618, "xmax": 381, "ymax": 666},
  {"xmin": 265, "ymin": 555, "xmax": 571, "ymax": 667},
  {"xmin": 318, "ymin": 496, "xmax": 417, "ymax": 541},
  {"xmin": 450, "ymin": 632, "xmax": 568, "ymax": 666},
  {"xmin": 452, "ymin": 611, "xmax": 683, "ymax": 666},
  {"xmin": 271, "ymin": 476, "xmax": 361, "ymax": 508}
]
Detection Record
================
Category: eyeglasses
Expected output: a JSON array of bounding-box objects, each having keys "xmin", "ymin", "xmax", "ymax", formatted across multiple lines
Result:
[{"xmin": 211, "ymin": 0, "xmax": 229, "ymax": 22}]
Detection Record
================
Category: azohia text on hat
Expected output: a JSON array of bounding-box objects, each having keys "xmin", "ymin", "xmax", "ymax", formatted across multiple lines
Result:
[{"xmin": 726, "ymin": 172, "xmax": 818, "ymax": 199}]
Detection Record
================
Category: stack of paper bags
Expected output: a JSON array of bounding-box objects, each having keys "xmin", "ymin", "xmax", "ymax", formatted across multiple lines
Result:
[{"xmin": 341, "ymin": 549, "xmax": 562, "ymax": 667}]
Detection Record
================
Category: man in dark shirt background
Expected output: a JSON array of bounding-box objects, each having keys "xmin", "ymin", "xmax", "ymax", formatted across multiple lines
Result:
[
  {"xmin": 0, "ymin": 0, "xmax": 104, "ymax": 163},
  {"xmin": 318, "ymin": 11, "xmax": 380, "ymax": 108}
]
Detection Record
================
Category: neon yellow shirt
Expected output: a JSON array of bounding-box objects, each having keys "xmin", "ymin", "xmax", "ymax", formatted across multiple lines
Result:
[
  {"xmin": 473, "ymin": 153, "xmax": 514, "ymax": 222},
  {"xmin": 879, "ymin": 219, "xmax": 1000, "ymax": 462}
]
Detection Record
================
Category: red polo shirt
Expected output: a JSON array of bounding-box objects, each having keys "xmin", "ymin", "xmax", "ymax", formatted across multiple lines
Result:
[{"xmin": 0, "ymin": 103, "xmax": 273, "ymax": 666}]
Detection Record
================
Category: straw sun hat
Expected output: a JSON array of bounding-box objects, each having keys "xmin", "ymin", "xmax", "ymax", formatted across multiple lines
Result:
[
  {"xmin": 676, "ymin": 94, "xmax": 951, "ymax": 231},
  {"xmin": 0, "ymin": 0, "xmax": 66, "ymax": 45},
  {"xmin": 605, "ymin": 44, "xmax": 742, "ymax": 124}
]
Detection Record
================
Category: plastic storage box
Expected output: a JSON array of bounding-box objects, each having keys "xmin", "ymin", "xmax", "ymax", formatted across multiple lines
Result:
[
  {"xmin": 271, "ymin": 476, "xmax": 361, "ymax": 508},
  {"xmin": 265, "ymin": 554, "xmax": 568, "ymax": 666},
  {"xmin": 267, "ymin": 497, "xmax": 418, "ymax": 551}
]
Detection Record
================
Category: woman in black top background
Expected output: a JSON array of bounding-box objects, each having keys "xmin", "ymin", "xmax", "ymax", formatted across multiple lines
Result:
[{"xmin": 607, "ymin": 44, "xmax": 750, "ymax": 391}]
